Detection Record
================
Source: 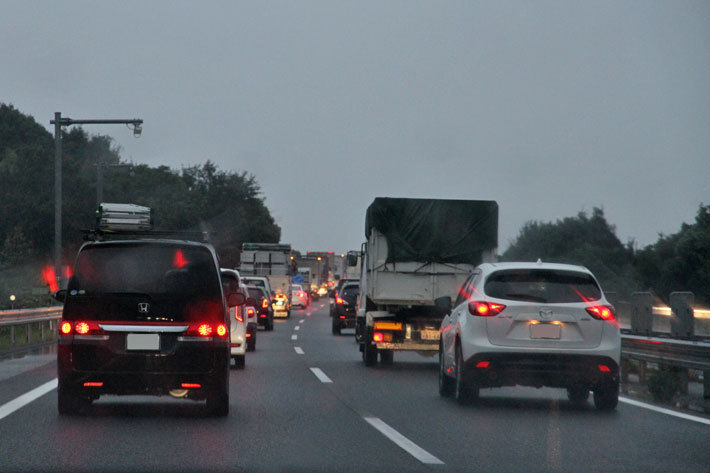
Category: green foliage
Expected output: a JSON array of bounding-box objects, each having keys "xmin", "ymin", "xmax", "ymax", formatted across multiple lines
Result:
[
  {"xmin": 634, "ymin": 205, "xmax": 710, "ymax": 305},
  {"xmin": 0, "ymin": 103, "xmax": 280, "ymax": 291},
  {"xmin": 646, "ymin": 366, "xmax": 680, "ymax": 403},
  {"xmin": 501, "ymin": 208, "xmax": 638, "ymax": 296}
]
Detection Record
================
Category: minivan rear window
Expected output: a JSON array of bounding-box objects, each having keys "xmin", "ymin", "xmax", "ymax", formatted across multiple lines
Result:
[
  {"xmin": 484, "ymin": 269, "xmax": 601, "ymax": 303},
  {"xmin": 65, "ymin": 243, "xmax": 222, "ymax": 322}
]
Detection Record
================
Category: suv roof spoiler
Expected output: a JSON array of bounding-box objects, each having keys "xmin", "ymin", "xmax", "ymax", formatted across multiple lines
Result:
[{"xmin": 82, "ymin": 228, "xmax": 209, "ymax": 243}]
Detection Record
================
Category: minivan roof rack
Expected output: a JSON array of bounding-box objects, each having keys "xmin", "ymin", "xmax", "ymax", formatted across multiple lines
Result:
[{"xmin": 82, "ymin": 228, "xmax": 209, "ymax": 243}]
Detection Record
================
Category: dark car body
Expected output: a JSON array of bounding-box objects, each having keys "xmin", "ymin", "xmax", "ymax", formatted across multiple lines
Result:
[
  {"xmin": 56, "ymin": 240, "xmax": 231, "ymax": 415},
  {"xmin": 332, "ymin": 281, "xmax": 360, "ymax": 335},
  {"xmin": 247, "ymin": 286, "xmax": 274, "ymax": 331}
]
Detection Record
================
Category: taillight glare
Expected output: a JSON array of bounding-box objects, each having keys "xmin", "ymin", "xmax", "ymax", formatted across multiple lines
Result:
[{"xmin": 468, "ymin": 301, "xmax": 506, "ymax": 317}]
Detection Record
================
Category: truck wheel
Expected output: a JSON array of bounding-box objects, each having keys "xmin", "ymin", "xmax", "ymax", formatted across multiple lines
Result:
[
  {"xmin": 332, "ymin": 317, "xmax": 341, "ymax": 335},
  {"xmin": 363, "ymin": 343, "xmax": 378, "ymax": 367},
  {"xmin": 454, "ymin": 344, "xmax": 478, "ymax": 404},
  {"xmin": 439, "ymin": 346, "xmax": 455, "ymax": 397},
  {"xmin": 379, "ymin": 349, "xmax": 394, "ymax": 365}
]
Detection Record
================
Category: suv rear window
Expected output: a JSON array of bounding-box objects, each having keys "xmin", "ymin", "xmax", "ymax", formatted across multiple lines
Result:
[
  {"xmin": 484, "ymin": 269, "xmax": 601, "ymax": 303},
  {"xmin": 247, "ymin": 287, "xmax": 266, "ymax": 300},
  {"xmin": 66, "ymin": 243, "xmax": 221, "ymax": 322},
  {"xmin": 341, "ymin": 285, "xmax": 360, "ymax": 299}
]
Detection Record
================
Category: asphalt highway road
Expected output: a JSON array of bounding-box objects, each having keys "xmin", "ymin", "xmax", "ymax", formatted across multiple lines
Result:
[{"xmin": 0, "ymin": 301, "xmax": 708, "ymax": 472}]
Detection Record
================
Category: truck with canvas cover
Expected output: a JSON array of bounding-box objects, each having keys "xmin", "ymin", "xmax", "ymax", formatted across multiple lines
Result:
[{"xmin": 359, "ymin": 197, "xmax": 498, "ymax": 366}]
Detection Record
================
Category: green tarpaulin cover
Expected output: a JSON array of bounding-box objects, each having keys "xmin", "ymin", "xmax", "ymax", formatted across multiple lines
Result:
[{"xmin": 365, "ymin": 198, "xmax": 498, "ymax": 265}]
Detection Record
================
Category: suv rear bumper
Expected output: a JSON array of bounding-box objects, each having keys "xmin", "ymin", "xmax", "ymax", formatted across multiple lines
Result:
[{"xmin": 462, "ymin": 352, "xmax": 619, "ymax": 390}]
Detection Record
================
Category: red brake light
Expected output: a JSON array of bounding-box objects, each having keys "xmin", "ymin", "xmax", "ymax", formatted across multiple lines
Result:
[
  {"xmin": 181, "ymin": 383, "xmax": 201, "ymax": 388},
  {"xmin": 235, "ymin": 307, "xmax": 244, "ymax": 323},
  {"xmin": 468, "ymin": 301, "xmax": 506, "ymax": 317},
  {"xmin": 60, "ymin": 321, "xmax": 72, "ymax": 334},
  {"xmin": 216, "ymin": 324, "xmax": 227, "ymax": 337},
  {"xmin": 336, "ymin": 297, "xmax": 345, "ymax": 305},
  {"xmin": 75, "ymin": 322, "xmax": 90, "ymax": 335},
  {"xmin": 476, "ymin": 361, "xmax": 490, "ymax": 368},
  {"xmin": 197, "ymin": 324, "xmax": 212, "ymax": 336},
  {"xmin": 586, "ymin": 305, "xmax": 615, "ymax": 321},
  {"xmin": 262, "ymin": 298, "xmax": 269, "ymax": 308},
  {"xmin": 83, "ymin": 382, "xmax": 103, "ymax": 387},
  {"xmin": 598, "ymin": 364, "xmax": 611, "ymax": 373},
  {"xmin": 247, "ymin": 308, "xmax": 255, "ymax": 316},
  {"xmin": 373, "ymin": 332, "xmax": 384, "ymax": 343}
]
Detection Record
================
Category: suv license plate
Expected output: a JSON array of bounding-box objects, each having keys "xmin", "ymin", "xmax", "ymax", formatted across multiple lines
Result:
[
  {"xmin": 420, "ymin": 330, "xmax": 440, "ymax": 341},
  {"xmin": 530, "ymin": 323, "xmax": 561, "ymax": 339},
  {"xmin": 126, "ymin": 333, "xmax": 160, "ymax": 351}
]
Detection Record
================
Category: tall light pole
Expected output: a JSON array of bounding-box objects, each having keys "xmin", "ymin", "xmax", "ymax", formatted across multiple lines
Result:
[{"xmin": 50, "ymin": 113, "xmax": 143, "ymax": 289}]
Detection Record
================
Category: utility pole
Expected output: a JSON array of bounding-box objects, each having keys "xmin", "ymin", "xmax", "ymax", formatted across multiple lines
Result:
[{"xmin": 50, "ymin": 114, "xmax": 143, "ymax": 289}]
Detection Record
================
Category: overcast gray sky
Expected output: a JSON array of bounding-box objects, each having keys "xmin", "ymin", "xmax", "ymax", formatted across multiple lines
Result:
[{"xmin": 2, "ymin": 1, "xmax": 708, "ymax": 254}]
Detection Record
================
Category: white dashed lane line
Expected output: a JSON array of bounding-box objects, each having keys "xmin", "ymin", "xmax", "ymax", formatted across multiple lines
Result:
[
  {"xmin": 309, "ymin": 367, "xmax": 333, "ymax": 383},
  {"xmin": 291, "ymin": 334, "xmax": 298, "ymax": 341},
  {"xmin": 294, "ymin": 347, "xmax": 304, "ymax": 355},
  {"xmin": 294, "ymin": 326, "xmax": 300, "ymax": 331},
  {"xmin": 363, "ymin": 416, "xmax": 445, "ymax": 465},
  {"xmin": 299, "ymin": 319, "xmax": 305, "ymax": 324}
]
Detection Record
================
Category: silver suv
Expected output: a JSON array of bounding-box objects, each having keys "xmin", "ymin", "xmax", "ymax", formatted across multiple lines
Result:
[{"xmin": 439, "ymin": 262, "xmax": 620, "ymax": 410}]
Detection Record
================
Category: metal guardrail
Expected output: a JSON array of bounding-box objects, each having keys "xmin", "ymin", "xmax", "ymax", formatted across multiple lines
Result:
[
  {"xmin": 0, "ymin": 306, "xmax": 62, "ymax": 354},
  {"xmin": 621, "ymin": 331, "xmax": 710, "ymax": 371}
]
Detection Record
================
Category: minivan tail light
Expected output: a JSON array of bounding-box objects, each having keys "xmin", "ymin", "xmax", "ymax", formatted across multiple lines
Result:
[
  {"xmin": 197, "ymin": 324, "xmax": 213, "ymax": 336},
  {"xmin": 60, "ymin": 321, "xmax": 72, "ymax": 335},
  {"xmin": 468, "ymin": 301, "xmax": 506, "ymax": 317},
  {"xmin": 216, "ymin": 324, "xmax": 227, "ymax": 337},
  {"xmin": 234, "ymin": 307, "xmax": 244, "ymax": 323},
  {"xmin": 586, "ymin": 305, "xmax": 615, "ymax": 321}
]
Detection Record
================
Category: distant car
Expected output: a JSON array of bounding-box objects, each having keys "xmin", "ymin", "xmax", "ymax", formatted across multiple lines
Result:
[
  {"xmin": 221, "ymin": 269, "xmax": 247, "ymax": 369},
  {"xmin": 439, "ymin": 262, "xmax": 621, "ymax": 410},
  {"xmin": 290, "ymin": 284, "xmax": 309, "ymax": 309},
  {"xmin": 245, "ymin": 305, "xmax": 257, "ymax": 351},
  {"xmin": 242, "ymin": 276, "xmax": 274, "ymax": 301},
  {"xmin": 56, "ymin": 239, "xmax": 237, "ymax": 416},
  {"xmin": 329, "ymin": 279, "xmax": 358, "ymax": 316},
  {"xmin": 317, "ymin": 285, "xmax": 328, "ymax": 297},
  {"xmin": 272, "ymin": 292, "xmax": 291, "ymax": 318},
  {"xmin": 332, "ymin": 281, "xmax": 360, "ymax": 335},
  {"xmin": 247, "ymin": 286, "xmax": 274, "ymax": 331}
]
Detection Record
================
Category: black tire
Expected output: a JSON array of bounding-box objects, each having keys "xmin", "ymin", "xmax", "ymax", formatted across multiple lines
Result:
[
  {"xmin": 286, "ymin": 309, "xmax": 291, "ymax": 319},
  {"xmin": 439, "ymin": 345, "xmax": 455, "ymax": 397},
  {"xmin": 593, "ymin": 382, "xmax": 619, "ymax": 410},
  {"xmin": 232, "ymin": 355, "xmax": 245, "ymax": 369},
  {"xmin": 267, "ymin": 316, "xmax": 274, "ymax": 331},
  {"xmin": 454, "ymin": 344, "xmax": 478, "ymax": 405},
  {"xmin": 206, "ymin": 386, "xmax": 229, "ymax": 417},
  {"xmin": 332, "ymin": 317, "xmax": 341, "ymax": 335},
  {"xmin": 57, "ymin": 385, "xmax": 89, "ymax": 415},
  {"xmin": 380, "ymin": 349, "xmax": 394, "ymax": 365},
  {"xmin": 247, "ymin": 339, "xmax": 256, "ymax": 352},
  {"xmin": 567, "ymin": 385, "xmax": 590, "ymax": 403}
]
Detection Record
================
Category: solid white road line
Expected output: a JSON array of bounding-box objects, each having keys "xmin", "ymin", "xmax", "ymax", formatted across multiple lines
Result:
[
  {"xmin": 0, "ymin": 378, "xmax": 58, "ymax": 422},
  {"xmin": 619, "ymin": 396, "xmax": 710, "ymax": 425},
  {"xmin": 294, "ymin": 347, "xmax": 304, "ymax": 355},
  {"xmin": 309, "ymin": 367, "xmax": 333, "ymax": 384},
  {"xmin": 363, "ymin": 416, "xmax": 445, "ymax": 465},
  {"xmin": 291, "ymin": 334, "xmax": 298, "ymax": 341},
  {"xmin": 295, "ymin": 326, "xmax": 300, "ymax": 331}
]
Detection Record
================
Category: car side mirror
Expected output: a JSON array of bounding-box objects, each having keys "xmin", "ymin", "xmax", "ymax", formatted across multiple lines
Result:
[
  {"xmin": 228, "ymin": 292, "xmax": 246, "ymax": 307},
  {"xmin": 246, "ymin": 297, "xmax": 257, "ymax": 307},
  {"xmin": 434, "ymin": 296, "xmax": 452, "ymax": 313},
  {"xmin": 54, "ymin": 289, "xmax": 67, "ymax": 303}
]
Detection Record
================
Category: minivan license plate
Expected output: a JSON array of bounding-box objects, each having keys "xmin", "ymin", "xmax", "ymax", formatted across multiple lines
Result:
[
  {"xmin": 126, "ymin": 333, "xmax": 160, "ymax": 350},
  {"xmin": 530, "ymin": 323, "xmax": 560, "ymax": 339}
]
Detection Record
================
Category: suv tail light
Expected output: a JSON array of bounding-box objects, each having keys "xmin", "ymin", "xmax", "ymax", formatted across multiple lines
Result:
[
  {"xmin": 586, "ymin": 305, "xmax": 615, "ymax": 321},
  {"xmin": 262, "ymin": 298, "xmax": 269, "ymax": 309},
  {"xmin": 336, "ymin": 297, "xmax": 345, "ymax": 305},
  {"xmin": 247, "ymin": 307, "xmax": 256, "ymax": 317},
  {"xmin": 468, "ymin": 301, "xmax": 506, "ymax": 317}
]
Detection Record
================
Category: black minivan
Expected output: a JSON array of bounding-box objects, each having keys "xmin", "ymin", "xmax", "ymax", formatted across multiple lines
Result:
[{"xmin": 56, "ymin": 239, "xmax": 243, "ymax": 416}]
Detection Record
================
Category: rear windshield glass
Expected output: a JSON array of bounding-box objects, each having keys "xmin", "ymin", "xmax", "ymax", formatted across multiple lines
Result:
[
  {"xmin": 341, "ymin": 285, "xmax": 360, "ymax": 298},
  {"xmin": 66, "ymin": 243, "xmax": 221, "ymax": 322},
  {"xmin": 247, "ymin": 287, "xmax": 265, "ymax": 300},
  {"xmin": 484, "ymin": 269, "xmax": 601, "ymax": 303}
]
